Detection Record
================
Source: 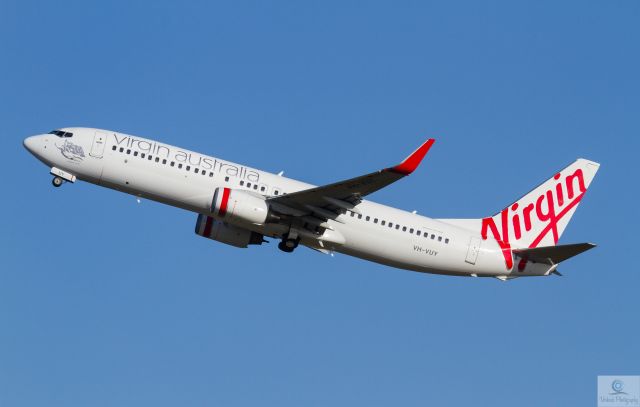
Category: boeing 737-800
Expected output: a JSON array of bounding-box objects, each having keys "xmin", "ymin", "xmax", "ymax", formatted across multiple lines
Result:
[{"xmin": 24, "ymin": 128, "xmax": 599, "ymax": 280}]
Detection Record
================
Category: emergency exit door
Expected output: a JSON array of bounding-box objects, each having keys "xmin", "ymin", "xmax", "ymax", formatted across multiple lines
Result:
[
  {"xmin": 90, "ymin": 131, "xmax": 107, "ymax": 158},
  {"xmin": 465, "ymin": 236, "xmax": 481, "ymax": 265}
]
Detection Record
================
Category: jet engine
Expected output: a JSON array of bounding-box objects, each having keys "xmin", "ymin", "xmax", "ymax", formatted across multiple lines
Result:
[
  {"xmin": 195, "ymin": 214, "xmax": 264, "ymax": 248},
  {"xmin": 210, "ymin": 187, "xmax": 274, "ymax": 225}
]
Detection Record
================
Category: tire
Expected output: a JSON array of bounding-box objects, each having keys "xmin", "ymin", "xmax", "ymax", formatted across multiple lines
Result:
[
  {"xmin": 52, "ymin": 177, "xmax": 63, "ymax": 187},
  {"xmin": 278, "ymin": 241, "xmax": 294, "ymax": 253}
]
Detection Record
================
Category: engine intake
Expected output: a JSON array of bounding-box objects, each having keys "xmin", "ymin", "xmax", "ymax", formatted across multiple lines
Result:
[
  {"xmin": 211, "ymin": 187, "xmax": 273, "ymax": 225},
  {"xmin": 195, "ymin": 214, "xmax": 264, "ymax": 248}
]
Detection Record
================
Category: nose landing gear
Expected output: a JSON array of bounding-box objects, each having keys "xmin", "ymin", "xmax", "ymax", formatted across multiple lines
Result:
[
  {"xmin": 49, "ymin": 167, "xmax": 77, "ymax": 188},
  {"xmin": 52, "ymin": 176, "xmax": 64, "ymax": 188}
]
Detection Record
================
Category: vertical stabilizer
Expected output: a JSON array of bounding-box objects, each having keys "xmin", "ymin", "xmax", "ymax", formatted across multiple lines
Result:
[{"xmin": 480, "ymin": 159, "xmax": 599, "ymax": 252}]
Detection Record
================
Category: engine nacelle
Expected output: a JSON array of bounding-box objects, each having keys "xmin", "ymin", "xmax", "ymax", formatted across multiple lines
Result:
[
  {"xmin": 210, "ymin": 187, "xmax": 270, "ymax": 225},
  {"xmin": 195, "ymin": 214, "xmax": 264, "ymax": 248}
]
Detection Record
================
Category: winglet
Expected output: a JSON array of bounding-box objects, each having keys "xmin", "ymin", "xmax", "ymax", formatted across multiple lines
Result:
[{"xmin": 391, "ymin": 139, "xmax": 435, "ymax": 175}]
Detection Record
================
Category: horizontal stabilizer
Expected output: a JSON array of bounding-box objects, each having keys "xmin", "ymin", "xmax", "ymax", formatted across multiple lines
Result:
[{"xmin": 513, "ymin": 243, "xmax": 596, "ymax": 265}]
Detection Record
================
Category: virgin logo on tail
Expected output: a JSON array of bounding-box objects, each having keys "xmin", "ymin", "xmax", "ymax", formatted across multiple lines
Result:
[{"xmin": 481, "ymin": 169, "xmax": 587, "ymax": 270}]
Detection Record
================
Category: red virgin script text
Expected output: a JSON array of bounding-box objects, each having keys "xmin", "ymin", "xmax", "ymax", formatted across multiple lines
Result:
[{"xmin": 481, "ymin": 169, "xmax": 587, "ymax": 270}]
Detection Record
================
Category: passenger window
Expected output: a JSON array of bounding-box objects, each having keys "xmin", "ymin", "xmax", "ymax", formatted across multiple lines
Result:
[
  {"xmin": 381, "ymin": 220, "xmax": 386, "ymax": 225},
  {"xmin": 194, "ymin": 168, "xmax": 199, "ymax": 174},
  {"xmin": 247, "ymin": 182, "xmax": 252, "ymax": 188},
  {"xmin": 431, "ymin": 234, "xmax": 435, "ymax": 239},
  {"xmin": 225, "ymin": 176, "xmax": 229, "ymax": 182},
  {"xmin": 389, "ymin": 222, "xmax": 393, "ymax": 227},
  {"xmin": 358, "ymin": 214, "xmax": 362, "ymax": 219},
  {"xmin": 112, "ymin": 146, "xmax": 116, "ymax": 151},
  {"xmin": 402, "ymin": 226, "xmax": 407, "ymax": 232},
  {"xmin": 409, "ymin": 228, "xmax": 414, "ymax": 233},
  {"xmin": 186, "ymin": 166, "xmax": 191, "ymax": 171},
  {"xmin": 261, "ymin": 186, "xmax": 266, "ymax": 192},
  {"xmin": 148, "ymin": 155, "xmax": 153, "ymax": 160},
  {"xmin": 201, "ymin": 171, "xmax": 206, "ymax": 176},
  {"xmin": 274, "ymin": 190, "xmax": 279, "ymax": 195},
  {"xmin": 170, "ymin": 162, "xmax": 175, "ymax": 167},
  {"xmin": 240, "ymin": 180, "xmax": 244, "ymax": 186},
  {"xmin": 141, "ymin": 153, "xmax": 146, "ymax": 158},
  {"xmin": 374, "ymin": 218, "xmax": 378, "ymax": 224},
  {"xmin": 126, "ymin": 149, "xmax": 131, "ymax": 154},
  {"xmin": 416, "ymin": 231, "xmax": 421, "ymax": 236},
  {"xmin": 178, "ymin": 163, "xmax": 183, "ymax": 169},
  {"xmin": 366, "ymin": 216, "xmax": 370, "ymax": 221},
  {"xmin": 445, "ymin": 238, "xmax": 450, "ymax": 244},
  {"xmin": 350, "ymin": 212, "xmax": 355, "ymax": 217},
  {"xmin": 155, "ymin": 157, "xmax": 160, "ymax": 162},
  {"xmin": 134, "ymin": 151, "xmax": 138, "ymax": 157},
  {"xmin": 119, "ymin": 147, "xmax": 124, "ymax": 152},
  {"xmin": 162, "ymin": 159, "xmax": 167, "ymax": 164},
  {"xmin": 395, "ymin": 225, "xmax": 400, "ymax": 230},
  {"xmin": 209, "ymin": 172, "xmax": 214, "ymax": 177},
  {"xmin": 253, "ymin": 184, "xmax": 258, "ymax": 190},
  {"xmin": 438, "ymin": 236, "xmax": 442, "ymax": 242}
]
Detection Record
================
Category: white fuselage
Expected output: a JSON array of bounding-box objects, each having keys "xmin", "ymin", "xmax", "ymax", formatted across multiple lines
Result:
[{"xmin": 24, "ymin": 127, "xmax": 552, "ymax": 278}]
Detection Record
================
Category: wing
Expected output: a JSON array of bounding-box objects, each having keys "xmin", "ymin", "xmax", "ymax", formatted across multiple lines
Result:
[{"xmin": 267, "ymin": 139, "xmax": 435, "ymax": 224}]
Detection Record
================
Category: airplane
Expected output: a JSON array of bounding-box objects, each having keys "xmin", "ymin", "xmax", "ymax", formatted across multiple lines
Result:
[{"xmin": 23, "ymin": 128, "xmax": 600, "ymax": 280}]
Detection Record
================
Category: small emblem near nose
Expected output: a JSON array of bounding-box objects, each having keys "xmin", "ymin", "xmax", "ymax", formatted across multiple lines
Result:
[{"xmin": 56, "ymin": 139, "xmax": 85, "ymax": 162}]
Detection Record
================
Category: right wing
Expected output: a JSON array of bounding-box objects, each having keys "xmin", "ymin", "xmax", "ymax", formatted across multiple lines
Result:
[{"xmin": 267, "ymin": 138, "xmax": 435, "ymax": 223}]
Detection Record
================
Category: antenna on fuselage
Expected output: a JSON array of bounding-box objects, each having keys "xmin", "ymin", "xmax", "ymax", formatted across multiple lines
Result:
[{"xmin": 277, "ymin": 171, "xmax": 284, "ymax": 176}]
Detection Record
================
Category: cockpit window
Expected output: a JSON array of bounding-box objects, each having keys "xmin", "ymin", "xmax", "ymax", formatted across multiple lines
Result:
[{"xmin": 48, "ymin": 130, "xmax": 73, "ymax": 138}]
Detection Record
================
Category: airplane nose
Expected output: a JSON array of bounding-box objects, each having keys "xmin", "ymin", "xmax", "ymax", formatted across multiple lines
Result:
[{"xmin": 23, "ymin": 136, "xmax": 38, "ymax": 154}]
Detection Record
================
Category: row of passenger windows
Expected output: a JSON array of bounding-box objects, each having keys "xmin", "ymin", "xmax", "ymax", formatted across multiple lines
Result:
[
  {"xmin": 238, "ymin": 179, "xmax": 282, "ymax": 195},
  {"xmin": 112, "ymin": 145, "xmax": 283, "ymax": 195},
  {"xmin": 114, "ymin": 145, "xmax": 220, "ymax": 176},
  {"xmin": 348, "ymin": 211, "xmax": 450, "ymax": 244}
]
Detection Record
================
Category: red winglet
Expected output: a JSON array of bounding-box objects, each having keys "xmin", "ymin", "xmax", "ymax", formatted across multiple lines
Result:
[{"xmin": 391, "ymin": 138, "xmax": 435, "ymax": 175}]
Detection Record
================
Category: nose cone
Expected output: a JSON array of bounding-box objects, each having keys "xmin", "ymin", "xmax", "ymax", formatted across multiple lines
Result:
[{"xmin": 23, "ymin": 136, "xmax": 38, "ymax": 154}]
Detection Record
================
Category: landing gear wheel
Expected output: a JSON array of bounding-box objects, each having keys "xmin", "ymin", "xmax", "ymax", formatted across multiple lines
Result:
[
  {"xmin": 278, "ymin": 237, "xmax": 299, "ymax": 253},
  {"xmin": 278, "ymin": 241, "xmax": 294, "ymax": 253},
  {"xmin": 52, "ymin": 176, "xmax": 64, "ymax": 188}
]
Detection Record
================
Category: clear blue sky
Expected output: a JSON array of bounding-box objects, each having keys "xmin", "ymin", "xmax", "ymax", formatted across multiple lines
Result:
[{"xmin": 1, "ymin": 1, "xmax": 638, "ymax": 406}]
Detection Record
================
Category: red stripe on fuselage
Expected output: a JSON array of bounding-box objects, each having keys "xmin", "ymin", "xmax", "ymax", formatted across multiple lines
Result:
[{"xmin": 219, "ymin": 187, "xmax": 231, "ymax": 217}]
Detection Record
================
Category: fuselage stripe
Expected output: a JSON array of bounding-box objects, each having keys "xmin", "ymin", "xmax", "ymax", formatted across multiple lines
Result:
[{"xmin": 219, "ymin": 187, "xmax": 231, "ymax": 217}]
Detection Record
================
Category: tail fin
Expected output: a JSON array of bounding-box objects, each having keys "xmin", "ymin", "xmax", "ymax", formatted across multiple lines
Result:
[{"xmin": 480, "ymin": 158, "xmax": 600, "ymax": 250}]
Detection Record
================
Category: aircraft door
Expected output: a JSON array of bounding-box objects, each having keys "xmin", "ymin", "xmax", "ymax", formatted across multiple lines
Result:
[
  {"xmin": 465, "ymin": 236, "xmax": 481, "ymax": 265},
  {"xmin": 90, "ymin": 131, "xmax": 107, "ymax": 158}
]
